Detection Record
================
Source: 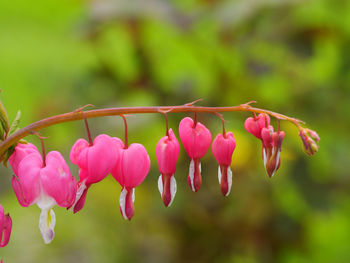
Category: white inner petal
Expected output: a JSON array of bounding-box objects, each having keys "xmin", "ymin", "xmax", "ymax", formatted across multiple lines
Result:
[
  {"xmin": 132, "ymin": 188, "xmax": 135, "ymax": 203},
  {"xmin": 168, "ymin": 175, "xmax": 177, "ymax": 207},
  {"xmin": 39, "ymin": 208, "xmax": 56, "ymax": 244},
  {"xmin": 218, "ymin": 165, "xmax": 222, "ymax": 184},
  {"xmin": 263, "ymin": 148, "xmax": 267, "ymax": 168},
  {"xmin": 189, "ymin": 159, "xmax": 195, "ymax": 192},
  {"xmin": 119, "ymin": 188, "xmax": 128, "ymax": 220},
  {"xmin": 158, "ymin": 175, "xmax": 163, "ymax": 196},
  {"xmin": 271, "ymin": 150, "xmax": 281, "ymax": 178},
  {"xmin": 226, "ymin": 166, "xmax": 233, "ymax": 196},
  {"xmin": 68, "ymin": 181, "xmax": 86, "ymax": 212}
]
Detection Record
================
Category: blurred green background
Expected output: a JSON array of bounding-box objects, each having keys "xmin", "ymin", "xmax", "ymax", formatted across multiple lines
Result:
[{"xmin": 1, "ymin": 0, "xmax": 350, "ymax": 262}]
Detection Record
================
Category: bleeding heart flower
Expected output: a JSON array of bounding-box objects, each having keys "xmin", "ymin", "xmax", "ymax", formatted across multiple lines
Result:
[
  {"xmin": 179, "ymin": 117, "xmax": 212, "ymax": 192},
  {"xmin": 0, "ymin": 204, "xmax": 12, "ymax": 248},
  {"xmin": 111, "ymin": 139, "xmax": 150, "ymax": 220},
  {"xmin": 244, "ymin": 113, "xmax": 270, "ymax": 139},
  {"xmin": 69, "ymin": 134, "xmax": 120, "ymax": 213},
  {"xmin": 11, "ymin": 150, "xmax": 76, "ymax": 244},
  {"xmin": 212, "ymin": 132, "xmax": 236, "ymax": 196},
  {"xmin": 156, "ymin": 128, "xmax": 180, "ymax": 207},
  {"xmin": 261, "ymin": 126, "xmax": 285, "ymax": 178}
]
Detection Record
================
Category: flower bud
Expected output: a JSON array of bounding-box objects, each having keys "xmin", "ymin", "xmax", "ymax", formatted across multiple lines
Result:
[
  {"xmin": 111, "ymin": 141, "xmax": 150, "ymax": 220},
  {"xmin": 299, "ymin": 129, "xmax": 320, "ymax": 156},
  {"xmin": 212, "ymin": 132, "xmax": 236, "ymax": 196},
  {"xmin": 156, "ymin": 129, "xmax": 180, "ymax": 207},
  {"xmin": 179, "ymin": 117, "xmax": 212, "ymax": 192},
  {"xmin": 261, "ymin": 126, "xmax": 285, "ymax": 178}
]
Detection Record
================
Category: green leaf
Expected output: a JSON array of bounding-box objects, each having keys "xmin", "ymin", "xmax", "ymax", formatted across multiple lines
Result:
[
  {"xmin": 2, "ymin": 144, "xmax": 16, "ymax": 167},
  {"xmin": 9, "ymin": 110, "xmax": 21, "ymax": 136},
  {"xmin": 0, "ymin": 100, "xmax": 10, "ymax": 140}
]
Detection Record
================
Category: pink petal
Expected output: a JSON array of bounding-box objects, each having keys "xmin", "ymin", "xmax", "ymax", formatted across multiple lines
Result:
[
  {"xmin": 85, "ymin": 134, "xmax": 119, "ymax": 184},
  {"xmin": 0, "ymin": 213, "xmax": 12, "ymax": 247},
  {"xmin": 114, "ymin": 143, "xmax": 150, "ymax": 188},
  {"xmin": 9, "ymin": 143, "xmax": 40, "ymax": 176},
  {"xmin": 70, "ymin": 139, "xmax": 89, "ymax": 166},
  {"xmin": 41, "ymin": 151, "xmax": 77, "ymax": 208},
  {"xmin": 179, "ymin": 117, "xmax": 212, "ymax": 159},
  {"xmin": 212, "ymin": 132, "xmax": 236, "ymax": 166},
  {"xmin": 16, "ymin": 153, "xmax": 42, "ymax": 206},
  {"xmin": 11, "ymin": 176, "xmax": 30, "ymax": 207}
]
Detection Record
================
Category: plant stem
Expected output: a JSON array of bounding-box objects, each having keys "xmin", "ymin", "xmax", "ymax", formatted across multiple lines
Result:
[{"xmin": 0, "ymin": 103, "xmax": 303, "ymax": 157}]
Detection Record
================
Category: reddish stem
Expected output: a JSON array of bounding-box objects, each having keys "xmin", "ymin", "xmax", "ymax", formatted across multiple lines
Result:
[
  {"xmin": 83, "ymin": 115, "xmax": 93, "ymax": 146},
  {"xmin": 0, "ymin": 103, "xmax": 305, "ymax": 158},
  {"xmin": 121, "ymin": 115, "xmax": 128, "ymax": 149}
]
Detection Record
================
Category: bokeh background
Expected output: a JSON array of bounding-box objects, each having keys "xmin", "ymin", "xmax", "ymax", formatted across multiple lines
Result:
[{"xmin": 1, "ymin": 0, "xmax": 350, "ymax": 262}]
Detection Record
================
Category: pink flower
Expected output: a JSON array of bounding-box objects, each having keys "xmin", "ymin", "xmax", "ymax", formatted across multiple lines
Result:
[
  {"xmin": 212, "ymin": 132, "xmax": 236, "ymax": 196},
  {"xmin": 69, "ymin": 134, "xmax": 120, "ymax": 213},
  {"xmin": 244, "ymin": 113, "xmax": 270, "ymax": 139},
  {"xmin": 111, "ymin": 139, "xmax": 150, "ymax": 220},
  {"xmin": 179, "ymin": 117, "xmax": 212, "ymax": 192},
  {"xmin": 156, "ymin": 128, "xmax": 180, "ymax": 207},
  {"xmin": 0, "ymin": 204, "xmax": 12, "ymax": 248},
  {"xmin": 261, "ymin": 126, "xmax": 285, "ymax": 177},
  {"xmin": 11, "ymin": 148, "xmax": 76, "ymax": 244}
]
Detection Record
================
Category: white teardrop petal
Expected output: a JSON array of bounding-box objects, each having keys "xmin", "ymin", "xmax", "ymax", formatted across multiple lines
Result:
[
  {"xmin": 226, "ymin": 166, "xmax": 233, "ymax": 196},
  {"xmin": 119, "ymin": 188, "xmax": 128, "ymax": 220},
  {"xmin": 189, "ymin": 159, "xmax": 195, "ymax": 192},
  {"xmin": 132, "ymin": 188, "xmax": 135, "ymax": 203},
  {"xmin": 168, "ymin": 175, "xmax": 177, "ymax": 207},
  {"xmin": 158, "ymin": 175, "xmax": 163, "ymax": 196},
  {"xmin": 218, "ymin": 165, "xmax": 222, "ymax": 184},
  {"xmin": 39, "ymin": 208, "xmax": 56, "ymax": 244}
]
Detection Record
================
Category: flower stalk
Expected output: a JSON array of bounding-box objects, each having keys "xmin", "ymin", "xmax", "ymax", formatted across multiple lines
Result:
[{"xmin": 0, "ymin": 102, "xmax": 305, "ymax": 159}]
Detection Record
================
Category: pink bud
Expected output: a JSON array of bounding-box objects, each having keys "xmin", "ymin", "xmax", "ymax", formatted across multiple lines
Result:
[
  {"xmin": 261, "ymin": 126, "xmax": 285, "ymax": 178},
  {"xmin": 111, "ymin": 142, "xmax": 150, "ymax": 220},
  {"xmin": 244, "ymin": 113, "xmax": 270, "ymax": 139},
  {"xmin": 299, "ymin": 129, "xmax": 320, "ymax": 156},
  {"xmin": 69, "ymin": 134, "xmax": 119, "ymax": 213},
  {"xmin": 11, "ymin": 150, "xmax": 76, "ymax": 244},
  {"xmin": 212, "ymin": 132, "xmax": 236, "ymax": 196},
  {"xmin": 0, "ymin": 204, "xmax": 12, "ymax": 248},
  {"xmin": 179, "ymin": 117, "xmax": 212, "ymax": 192},
  {"xmin": 155, "ymin": 129, "xmax": 180, "ymax": 207}
]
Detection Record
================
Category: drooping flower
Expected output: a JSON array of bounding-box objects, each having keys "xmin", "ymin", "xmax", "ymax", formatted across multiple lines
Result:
[
  {"xmin": 10, "ymin": 147, "xmax": 76, "ymax": 244},
  {"xmin": 179, "ymin": 117, "xmax": 212, "ymax": 192},
  {"xmin": 212, "ymin": 132, "xmax": 236, "ymax": 196},
  {"xmin": 69, "ymin": 134, "xmax": 120, "ymax": 213},
  {"xmin": 299, "ymin": 128, "xmax": 320, "ymax": 156},
  {"xmin": 156, "ymin": 128, "xmax": 180, "ymax": 207},
  {"xmin": 261, "ymin": 126, "xmax": 285, "ymax": 178},
  {"xmin": 244, "ymin": 113, "xmax": 270, "ymax": 139},
  {"xmin": 0, "ymin": 204, "xmax": 12, "ymax": 248},
  {"xmin": 111, "ymin": 139, "xmax": 150, "ymax": 220}
]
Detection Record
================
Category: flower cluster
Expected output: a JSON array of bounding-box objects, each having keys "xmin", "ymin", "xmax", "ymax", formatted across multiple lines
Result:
[
  {"xmin": 2, "ymin": 109, "xmax": 319, "ymax": 246},
  {"xmin": 244, "ymin": 113, "xmax": 285, "ymax": 177}
]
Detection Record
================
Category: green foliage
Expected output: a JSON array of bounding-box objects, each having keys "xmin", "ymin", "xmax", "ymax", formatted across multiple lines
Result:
[{"xmin": 0, "ymin": 0, "xmax": 349, "ymax": 262}]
